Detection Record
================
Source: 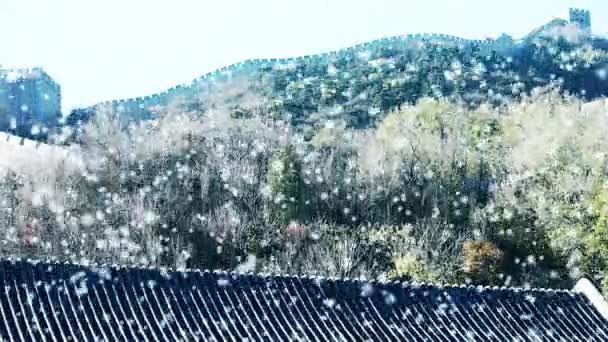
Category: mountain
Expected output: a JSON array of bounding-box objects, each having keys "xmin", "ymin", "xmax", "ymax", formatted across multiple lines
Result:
[{"xmin": 67, "ymin": 15, "xmax": 608, "ymax": 136}]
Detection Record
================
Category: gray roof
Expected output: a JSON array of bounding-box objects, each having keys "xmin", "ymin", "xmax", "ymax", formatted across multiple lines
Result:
[{"xmin": 0, "ymin": 258, "xmax": 607, "ymax": 341}]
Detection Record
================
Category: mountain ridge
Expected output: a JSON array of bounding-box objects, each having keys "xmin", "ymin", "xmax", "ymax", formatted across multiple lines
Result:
[{"xmin": 67, "ymin": 12, "xmax": 608, "ymax": 133}]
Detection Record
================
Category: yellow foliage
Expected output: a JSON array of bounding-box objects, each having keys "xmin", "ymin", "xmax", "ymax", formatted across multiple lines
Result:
[
  {"xmin": 389, "ymin": 252, "xmax": 440, "ymax": 283},
  {"xmin": 462, "ymin": 240, "xmax": 502, "ymax": 276},
  {"xmin": 586, "ymin": 184, "xmax": 608, "ymax": 258},
  {"xmin": 377, "ymin": 98, "xmax": 458, "ymax": 150}
]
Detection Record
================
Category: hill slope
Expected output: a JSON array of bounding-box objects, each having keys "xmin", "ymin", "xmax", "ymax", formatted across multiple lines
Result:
[{"xmin": 68, "ymin": 18, "xmax": 608, "ymax": 135}]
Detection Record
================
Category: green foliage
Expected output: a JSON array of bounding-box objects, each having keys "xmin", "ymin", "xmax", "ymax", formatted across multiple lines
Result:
[
  {"xmin": 582, "ymin": 184, "xmax": 608, "ymax": 292},
  {"xmin": 266, "ymin": 144, "xmax": 305, "ymax": 226}
]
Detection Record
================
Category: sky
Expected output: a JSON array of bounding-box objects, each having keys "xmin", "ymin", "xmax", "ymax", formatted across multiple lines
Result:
[{"xmin": 1, "ymin": 0, "xmax": 607, "ymax": 113}]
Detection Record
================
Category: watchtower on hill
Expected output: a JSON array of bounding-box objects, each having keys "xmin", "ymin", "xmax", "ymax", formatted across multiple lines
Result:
[{"xmin": 569, "ymin": 8, "xmax": 591, "ymax": 33}]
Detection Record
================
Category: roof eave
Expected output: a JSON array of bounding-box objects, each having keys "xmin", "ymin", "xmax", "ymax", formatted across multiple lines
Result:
[{"xmin": 574, "ymin": 277, "xmax": 608, "ymax": 321}]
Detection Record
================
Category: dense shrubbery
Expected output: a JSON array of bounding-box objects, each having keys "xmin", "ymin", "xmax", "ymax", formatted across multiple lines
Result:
[{"xmin": 4, "ymin": 84, "xmax": 608, "ymax": 293}]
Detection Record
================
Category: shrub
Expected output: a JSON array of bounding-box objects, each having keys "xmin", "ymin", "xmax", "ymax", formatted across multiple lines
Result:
[{"xmin": 462, "ymin": 240, "xmax": 503, "ymax": 283}]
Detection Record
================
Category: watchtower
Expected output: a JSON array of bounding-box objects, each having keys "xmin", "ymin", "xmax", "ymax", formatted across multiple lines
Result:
[{"xmin": 569, "ymin": 8, "xmax": 591, "ymax": 33}]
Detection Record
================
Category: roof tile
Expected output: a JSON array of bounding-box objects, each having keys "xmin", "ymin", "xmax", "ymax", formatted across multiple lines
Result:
[{"xmin": 0, "ymin": 259, "xmax": 607, "ymax": 341}]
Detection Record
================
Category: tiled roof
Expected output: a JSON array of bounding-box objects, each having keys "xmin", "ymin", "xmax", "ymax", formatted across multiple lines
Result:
[{"xmin": 0, "ymin": 259, "xmax": 607, "ymax": 341}]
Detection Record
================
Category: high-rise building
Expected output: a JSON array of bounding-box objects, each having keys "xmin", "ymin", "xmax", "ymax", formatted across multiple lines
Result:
[{"xmin": 0, "ymin": 67, "xmax": 61, "ymax": 139}]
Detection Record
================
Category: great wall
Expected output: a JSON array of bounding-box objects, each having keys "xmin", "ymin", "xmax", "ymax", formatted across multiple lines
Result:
[
  {"xmin": 22, "ymin": 31, "xmax": 522, "ymax": 179},
  {"xmin": 63, "ymin": 8, "xmax": 592, "ymax": 124},
  {"xmin": 73, "ymin": 32, "xmax": 522, "ymax": 121},
  {"xmin": 0, "ymin": 132, "xmax": 83, "ymax": 178}
]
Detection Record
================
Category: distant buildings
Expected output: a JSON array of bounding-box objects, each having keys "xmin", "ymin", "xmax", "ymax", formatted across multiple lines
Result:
[{"xmin": 0, "ymin": 67, "xmax": 61, "ymax": 139}]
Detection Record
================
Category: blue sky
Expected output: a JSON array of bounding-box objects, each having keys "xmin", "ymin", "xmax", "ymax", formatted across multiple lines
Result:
[{"xmin": 1, "ymin": 0, "xmax": 606, "ymax": 113}]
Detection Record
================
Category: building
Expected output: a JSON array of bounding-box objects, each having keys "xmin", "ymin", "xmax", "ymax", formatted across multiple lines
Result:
[
  {"xmin": 569, "ymin": 8, "xmax": 592, "ymax": 33},
  {"xmin": 0, "ymin": 258, "xmax": 607, "ymax": 341},
  {"xmin": 0, "ymin": 68, "xmax": 61, "ymax": 139}
]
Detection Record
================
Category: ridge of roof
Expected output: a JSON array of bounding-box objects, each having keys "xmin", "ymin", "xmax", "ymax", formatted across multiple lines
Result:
[
  {"xmin": 574, "ymin": 278, "xmax": 608, "ymax": 320},
  {"xmin": 4, "ymin": 256, "xmax": 576, "ymax": 295}
]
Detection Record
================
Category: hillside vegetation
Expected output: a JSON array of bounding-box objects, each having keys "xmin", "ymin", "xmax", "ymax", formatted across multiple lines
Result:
[{"xmin": 6, "ymin": 83, "xmax": 608, "ymax": 293}]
